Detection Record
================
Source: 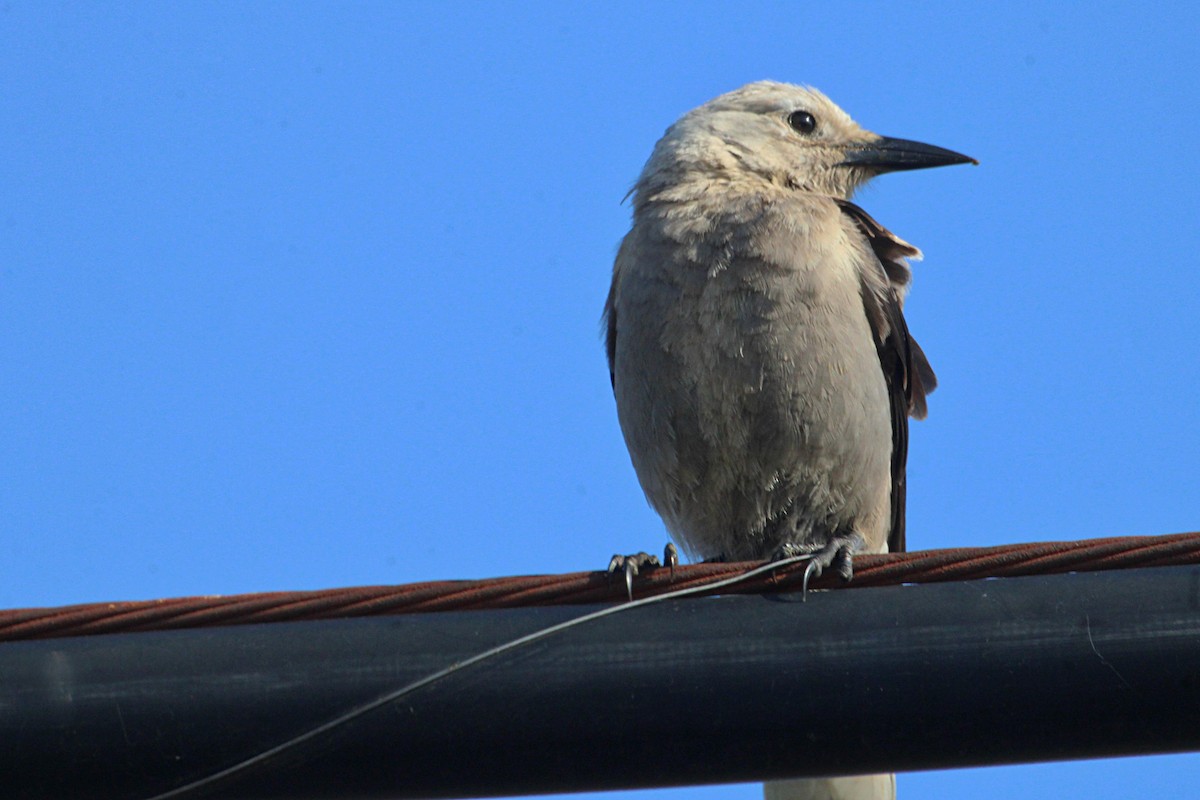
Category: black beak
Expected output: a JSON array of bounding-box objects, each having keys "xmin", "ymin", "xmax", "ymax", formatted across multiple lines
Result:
[{"xmin": 840, "ymin": 136, "xmax": 977, "ymax": 172}]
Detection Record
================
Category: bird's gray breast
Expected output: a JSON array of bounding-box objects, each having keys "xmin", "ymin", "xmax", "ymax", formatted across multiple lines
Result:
[{"xmin": 612, "ymin": 197, "xmax": 893, "ymax": 561}]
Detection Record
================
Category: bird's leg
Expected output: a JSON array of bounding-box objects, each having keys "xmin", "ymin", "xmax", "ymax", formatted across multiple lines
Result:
[
  {"xmin": 774, "ymin": 532, "xmax": 865, "ymax": 599},
  {"xmin": 607, "ymin": 543, "xmax": 677, "ymax": 600}
]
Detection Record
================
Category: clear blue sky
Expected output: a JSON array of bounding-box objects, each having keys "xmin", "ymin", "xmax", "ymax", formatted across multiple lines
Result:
[{"xmin": 3, "ymin": 2, "xmax": 1198, "ymax": 798}]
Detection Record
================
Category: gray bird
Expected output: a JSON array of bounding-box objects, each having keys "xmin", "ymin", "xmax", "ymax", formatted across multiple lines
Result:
[{"xmin": 603, "ymin": 82, "xmax": 973, "ymax": 799}]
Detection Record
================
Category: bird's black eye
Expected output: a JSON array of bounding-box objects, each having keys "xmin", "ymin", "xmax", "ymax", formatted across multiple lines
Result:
[{"xmin": 787, "ymin": 110, "xmax": 816, "ymax": 135}]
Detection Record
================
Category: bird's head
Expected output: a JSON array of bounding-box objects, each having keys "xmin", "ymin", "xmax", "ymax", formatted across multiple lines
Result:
[{"xmin": 638, "ymin": 81, "xmax": 975, "ymax": 201}]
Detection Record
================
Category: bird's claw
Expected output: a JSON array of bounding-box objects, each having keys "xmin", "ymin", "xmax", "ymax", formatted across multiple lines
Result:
[
  {"xmin": 775, "ymin": 533, "xmax": 864, "ymax": 601},
  {"xmin": 608, "ymin": 543, "xmax": 678, "ymax": 600},
  {"xmin": 608, "ymin": 552, "xmax": 657, "ymax": 601},
  {"xmin": 663, "ymin": 542, "xmax": 678, "ymax": 580}
]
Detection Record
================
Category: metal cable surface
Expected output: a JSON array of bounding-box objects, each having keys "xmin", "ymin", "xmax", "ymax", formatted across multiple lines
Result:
[{"xmin": 4, "ymin": 531, "xmax": 1198, "ymax": 641}]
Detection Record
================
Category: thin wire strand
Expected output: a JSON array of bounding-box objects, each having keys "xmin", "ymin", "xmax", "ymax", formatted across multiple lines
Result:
[{"xmin": 143, "ymin": 554, "xmax": 812, "ymax": 800}]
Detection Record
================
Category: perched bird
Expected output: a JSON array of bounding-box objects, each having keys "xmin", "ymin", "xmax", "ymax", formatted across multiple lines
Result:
[
  {"xmin": 605, "ymin": 81, "xmax": 972, "ymax": 581},
  {"xmin": 603, "ymin": 82, "xmax": 973, "ymax": 799}
]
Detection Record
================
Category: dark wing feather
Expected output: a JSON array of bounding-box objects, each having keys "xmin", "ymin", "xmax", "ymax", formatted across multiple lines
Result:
[
  {"xmin": 836, "ymin": 200, "xmax": 937, "ymax": 554},
  {"xmin": 602, "ymin": 272, "xmax": 619, "ymax": 388},
  {"xmin": 877, "ymin": 297, "xmax": 915, "ymax": 554}
]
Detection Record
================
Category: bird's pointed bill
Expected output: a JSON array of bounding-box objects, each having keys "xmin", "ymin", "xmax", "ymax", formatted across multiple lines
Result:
[{"xmin": 840, "ymin": 136, "xmax": 977, "ymax": 172}]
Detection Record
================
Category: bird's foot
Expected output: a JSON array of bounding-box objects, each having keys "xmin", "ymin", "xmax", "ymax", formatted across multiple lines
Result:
[
  {"xmin": 773, "ymin": 533, "xmax": 865, "ymax": 599},
  {"xmin": 607, "ymin": 543, "xmax": 678, "ymax": 600}
]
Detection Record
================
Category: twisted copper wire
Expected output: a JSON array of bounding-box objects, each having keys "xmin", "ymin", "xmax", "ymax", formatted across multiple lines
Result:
[{"xmin": 3, "ymin": 531, "xmax": 1198, "ymax": 642}]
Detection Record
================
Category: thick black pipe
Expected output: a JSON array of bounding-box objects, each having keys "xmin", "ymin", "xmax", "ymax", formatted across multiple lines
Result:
[{"xmin": 3, "ymin": 566, "xmax": 1200, "ymax": 799}]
